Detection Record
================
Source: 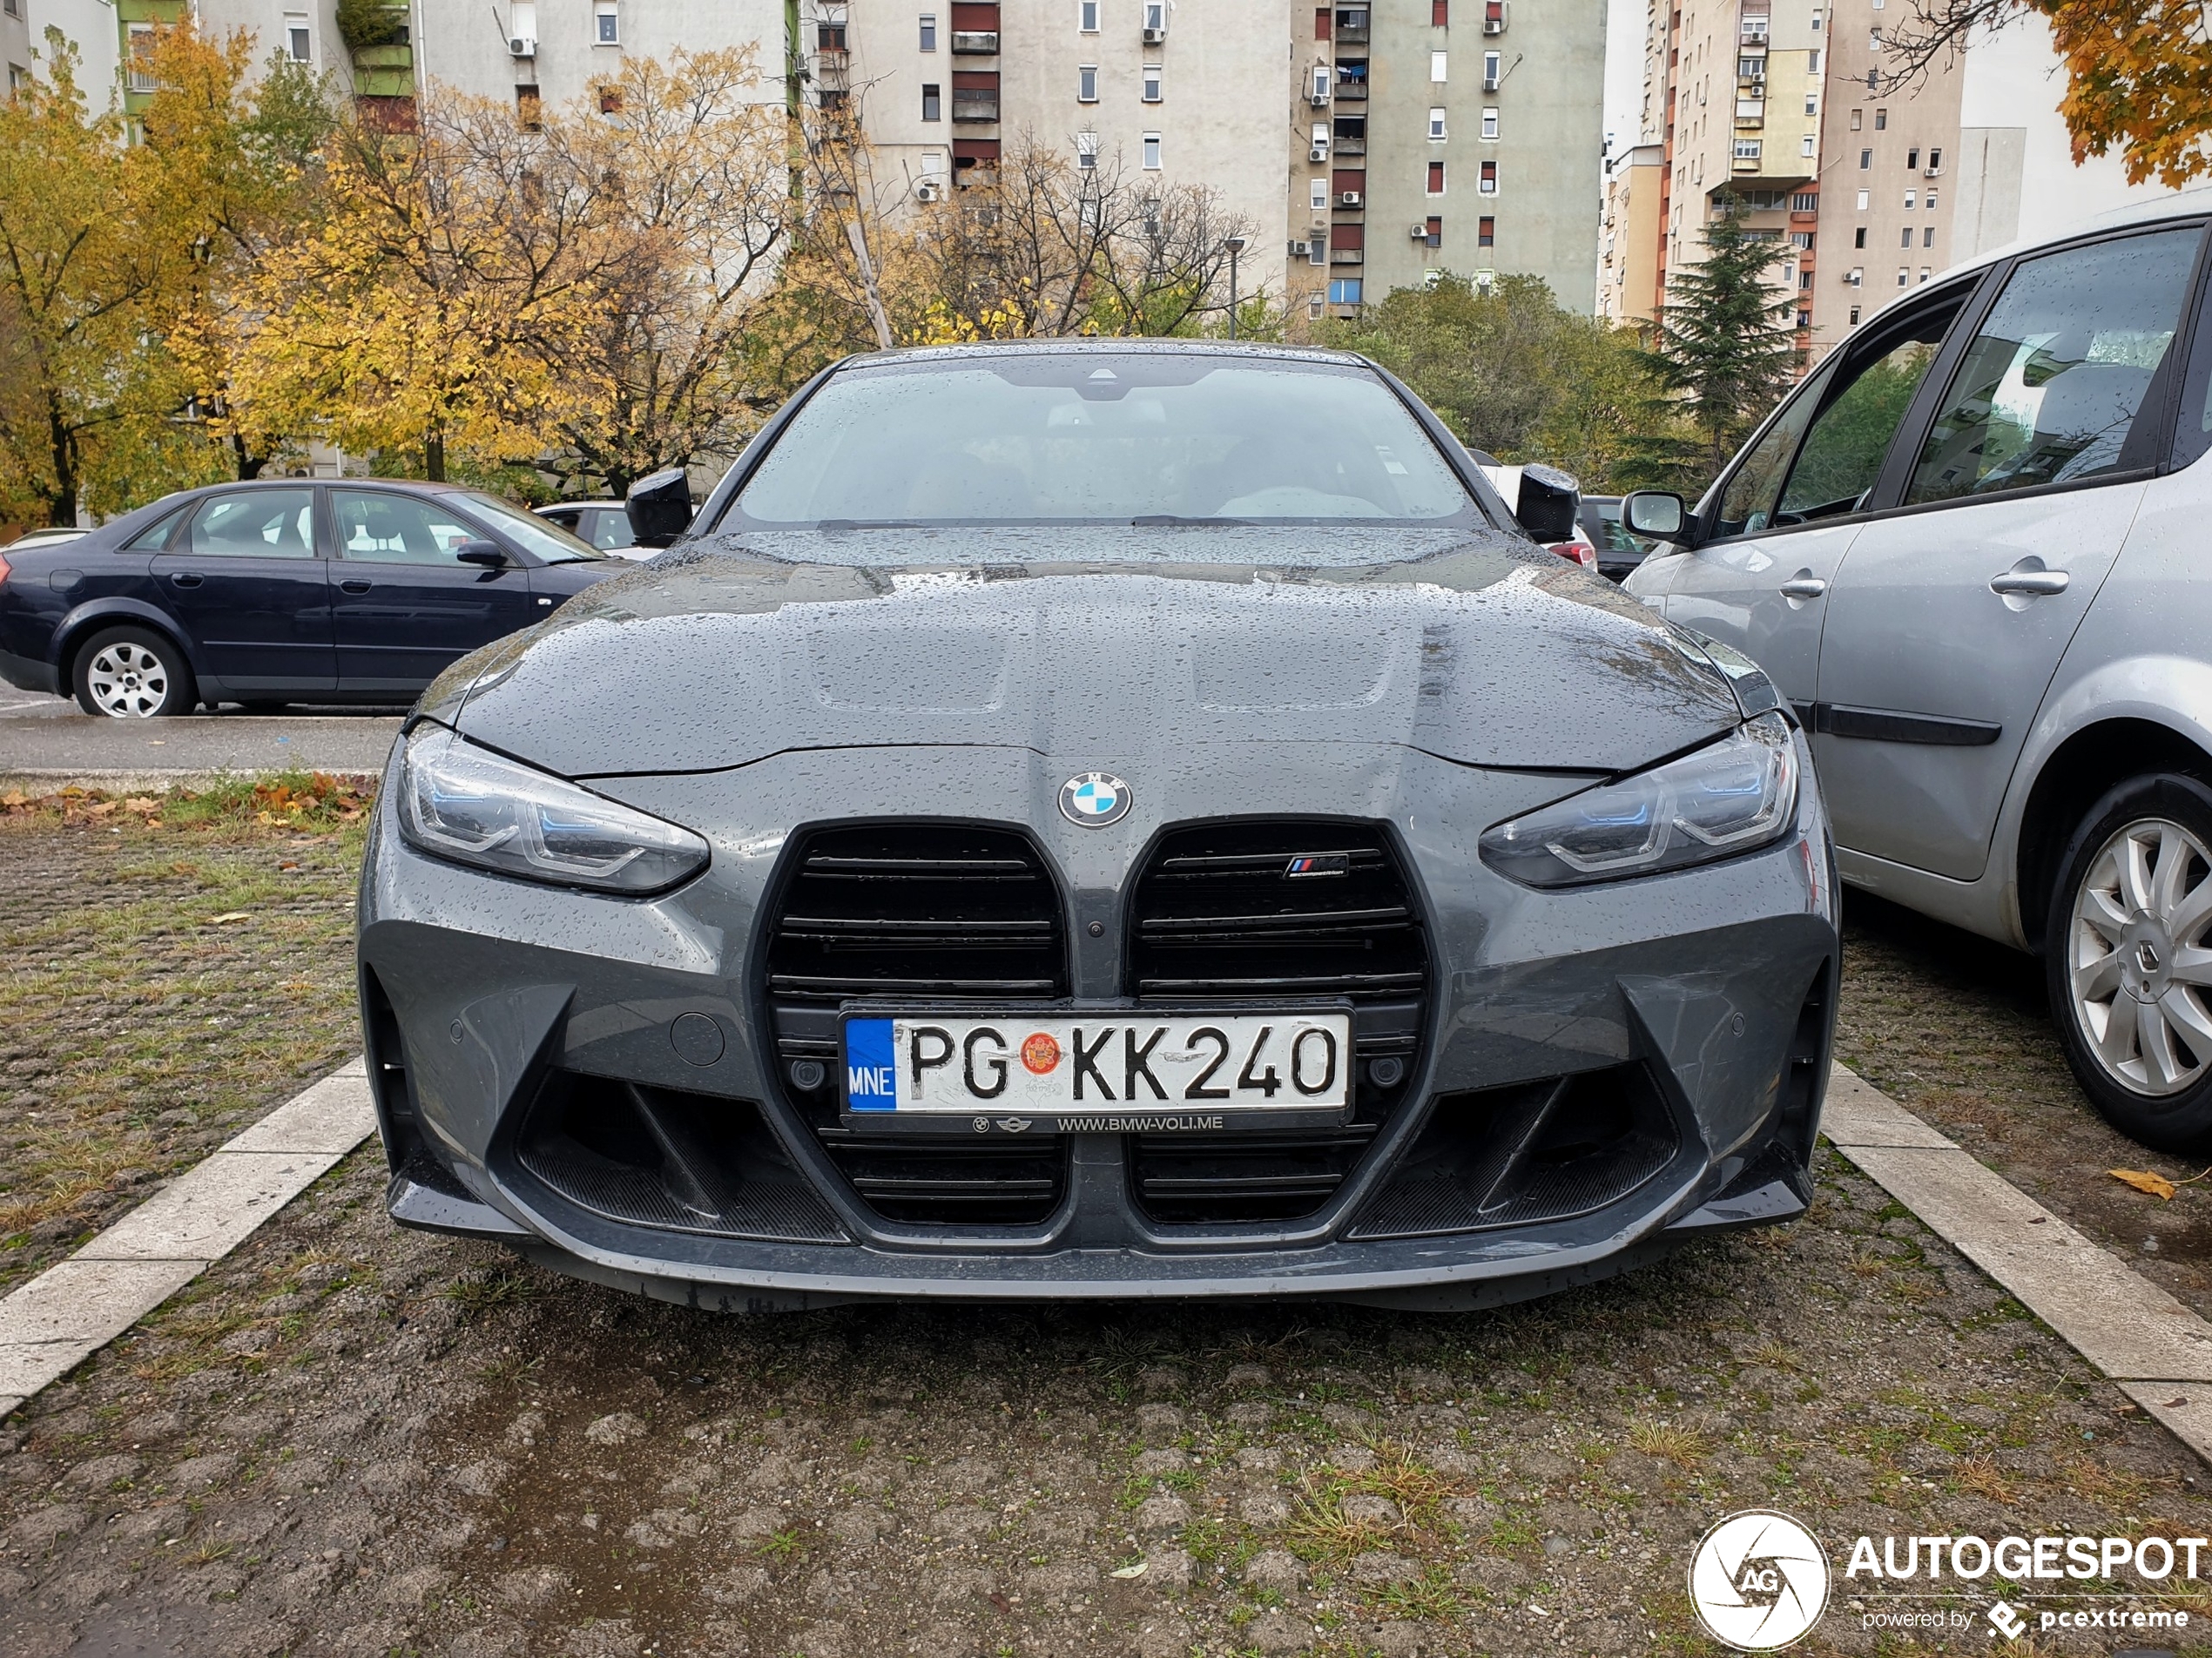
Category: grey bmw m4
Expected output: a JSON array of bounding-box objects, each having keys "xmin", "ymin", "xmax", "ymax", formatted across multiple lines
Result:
[{"xmin": 358, "ymin": 342, "xmax": 1839, "ymax": 1311}]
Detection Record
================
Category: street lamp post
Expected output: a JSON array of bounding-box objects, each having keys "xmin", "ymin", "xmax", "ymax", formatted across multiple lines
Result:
[{"xmin": 1224, "ymin": 235, "xmax": 1248, "ymax": 340}]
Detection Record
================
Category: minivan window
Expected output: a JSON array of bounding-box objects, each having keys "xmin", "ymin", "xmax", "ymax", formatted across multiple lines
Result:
[
  {"xmin": 1772, "ymin": 295, "xmax": 1962, "ymax": 523},
  {"xmin": 1906, "ymin": 226, "xmax": 2202, "ymax": 504},
  {"xmin": 1709, "ymin": 359, "xmax": 1837, "ymax": 539}
]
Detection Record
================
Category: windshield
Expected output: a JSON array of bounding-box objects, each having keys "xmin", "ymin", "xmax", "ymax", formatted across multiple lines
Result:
[
  {"xmin": 730, "ymin": 354, "xmax": 1477, "ymax": 529},
  {"xmin": 462, "ymin": 493, "xmax": 604, "ymax": 563}
]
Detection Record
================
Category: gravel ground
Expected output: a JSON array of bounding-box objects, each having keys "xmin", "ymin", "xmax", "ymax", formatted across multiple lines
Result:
[{"xmin": 6, "ymin": 822, "xmax": 2212, "ymax": 1656}]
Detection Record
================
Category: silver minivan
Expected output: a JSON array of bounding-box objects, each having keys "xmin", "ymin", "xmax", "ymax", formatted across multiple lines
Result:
[{"xmin": 1624, "ymin": 190, "xmax": 2212, "ymax": 1149}]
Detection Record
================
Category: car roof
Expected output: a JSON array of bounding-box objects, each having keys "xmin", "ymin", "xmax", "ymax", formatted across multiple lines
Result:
[
  {"xmin": 834, "ymin": 339, "xmax": 1374, "ymax": 371},
  {"xmin": 540, "ymin": 499, "xmax": 624, "ymax": 509},
  {"xmin": 1849, "ymin": 184, "xmax": 2212, "ymax": 335}
]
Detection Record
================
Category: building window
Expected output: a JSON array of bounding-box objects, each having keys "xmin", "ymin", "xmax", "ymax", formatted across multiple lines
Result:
[
  {"xmin": 1316, "ymin": 5, "xmax": 1331, "ymax": 39},
  {"xmin": 1929, "ymin": 145, "xmax": 1943, "ymax": 171},
  {"xmin": 1856, "ymin": 188, "xmax": 1869, "ymax": 209},
  {"xmin": 597, "ymin": 83, "xmax": 624, "ymax": 112},
  {"xmin": 1427, "ymin": 106, "xmax": 1447, "ymax": 139},
  {"xmin": 1791, "ymin": 231, "xmax": 1812, "ymax": 249},
  {"xmin": 1478, "ymin": 158, "xmax": 1496, "ymax": 192},
  {"xmin": 1919, "ymin": 266, "xmax": 1931, "ymax": 282},
  {"xmin": 1858, "ymin": 148, "xmax": 1871, "ymax": 169},
  {"xmin": 1143, "ymin": 0, "xmax": 1165, "ymax": 33},
  {"xmin": 516, "ymin": 83, "xmax": 543, "ymax": 129},
  {"xmin": 1077, "ymin": 64, "xmax": 1097, "ymax": 101},
  {"xmin": 2, "ymin": 0, "xmax": 17, "ymax": 17},
  {"xmin": 1143, "ymin": 64, "xmax": 1162, "ymax": 101},
  {"xmin": 1800, "ymin": 133, "xmax": 1815, "ymax": 156},
  {"xmin": 1808, "ymin": 48, "xmax": 1818, "ymax": 70},
  {"xmin": 1906, "ymin": 145, "xmax": 1920, "ymax": 167},
  {"xmin": 1480, "ymin": 106, "xmax": 1498, "ymax": 138},
  {"xmin": 922, "ymin": 149, "xmax": 945, "ymax": 176},
  {"xmin": 1482, "ymin": 49, "xmax": 1500, "ymax": 87},
  {"xmin": 1924, "ymin": 225, "xmax": 1935, "ymax": 246},
  {"xmin": 1905, "ymin": 187, "xmax": 1917, "ymax": 208},
  {"xmin": 284, "ymin": 11, "xmax": 311, "ymax": 60},
  {"xmin": 1850, "ymin": 108, "xmax": 1861, "ymax": 131},
  {"xmin": 1897, "ymin": 267, "xmax": 1909, "ymax": 286},
  {"xmin": 1477, "ymin": 213, "xmax": 1494, "ymax": 246},
  {"xmin": 1426, "ymin": 160, "xmax": 1445, "ymax": 193},
  {"xmin": 1734, "ymin": 138, "xmax": 1761, "ymax": 160},
  {"xmin": 1329, "ymin": 278, "xmax": 1363, "ymax": 304},
  {"xmin": 1076, "ymin": 131, "xmax": 1098, "ymax": 170},
  {"xmin": 1484, "ymin": 0, "xmax": 1502, "ymax": 28},
  {"xmin": 1311, "ymin": 177, "xmax": 1328, "ymax": 209},
  {"xmin": 1847, "ymin": 266, "xmax": 1862, "ymax": 286},
  {"xmin": 1424, "ymin": 214, "xmax": 1441, "ymax": 247},
  {"xmin": 921, "ymin": 13, "xmax": 937, "ymax": 49},
  {"xmin": 1854, "ymin": 226, "xmax": 1866, "ymax": 247},
  {"xmin": 1143, "ymin": 131, "xmax": 1160, "ymax": 168},
  {"xmin": 1804, "ymin": 92, "xmax": 1817, "ymax": 115},
  {"xmin": 1431, "ymin": 50, "xmax": 1447, "ymax": 80},
  {"xmin": 1792, "ymin": 191, "xmax": 1817, "ymax": 211},
  {"xmin": 1900, "ymin": 226, "xmax": 1912, "ymax": 247},
  {"xmin": 597, "ymin": 1, "xmax": 619, "ymax": 44},
  {"xmin": 1433, "ymin": 0, "xmax": 1448, "ymax": 23},
  {"xmin": 1874, "ymin": 108, "xmax": 1887, "ymax": 129},
  {"xmin": 1849, "ymin": 305, "xmax": 1861, "ymax": 323},
  {"xmin": 1925, "ymin": 189, "xmax": 1938, "ymax": 209},
  {"xmin": 1081, "ymin": 0, "xmax": 1099, "ymax": 30},
  {"xmin": 921, "ymin": 83, "xmax": 941, "ymax": 119},
  {"xmin": 125, "ymin": 22, "xmax": 155, "ymax": 91}
]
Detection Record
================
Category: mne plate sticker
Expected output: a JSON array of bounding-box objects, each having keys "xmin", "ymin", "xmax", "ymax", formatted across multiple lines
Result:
[{"xmin": 840, "ymin": 1012, "xmax": 1352, "ymax": 1130}]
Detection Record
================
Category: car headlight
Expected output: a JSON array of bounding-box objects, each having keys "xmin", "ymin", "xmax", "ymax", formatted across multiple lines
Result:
[
  {"xmin": 1480, "ymin": 711, "xmax": 1799, "ymax": 888},
  {"xmin": 395, "ymin": 725, "xmax": 709, "ymax": 895}
]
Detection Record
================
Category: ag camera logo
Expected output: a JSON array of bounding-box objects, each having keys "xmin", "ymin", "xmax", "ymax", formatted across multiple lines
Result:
[{"xmin": 1689, "ymin": 1510, "xmax": 1831, "ymax": 1650}]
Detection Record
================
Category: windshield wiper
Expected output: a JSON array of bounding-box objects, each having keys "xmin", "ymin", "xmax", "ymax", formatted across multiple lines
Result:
[
  {"xmin": 1131, "ymin": 514, "xmax": 1251, "ymax": 527},
  {"xmin": 813, "ymin": 519, "xmax": 922, "ymax": 531}
]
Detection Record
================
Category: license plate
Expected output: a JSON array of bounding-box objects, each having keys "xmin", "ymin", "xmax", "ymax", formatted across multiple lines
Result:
[{"xmin": 840, "ymin": 1010, "xmax": 1353, "ymax": 1134}]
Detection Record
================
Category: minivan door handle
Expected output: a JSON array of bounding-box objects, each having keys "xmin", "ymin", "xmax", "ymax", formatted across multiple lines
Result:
[
  {"xmin": 1778, "ymin": 575, "xmax": 1828, "ymax": 599},
  {"xmin": 1988, "ymin": 569, "xmax": 2069, "ymax": 596},
  {"xmin": 168, "ymin": 571, "xmax": 204, "ymax": 590},
  {"xmin": 339, "ymin": 578, "xmax": 373, "ymax": 595}
]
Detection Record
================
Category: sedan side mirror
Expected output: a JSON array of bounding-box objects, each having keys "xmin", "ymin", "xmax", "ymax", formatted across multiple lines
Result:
[
  {"xmin": 627, "ymin": 467, "xmax": 696, "ymax": 549},
  {"xmin": 455, "ymin": 540, "xmax": 511, "ymax": 568},
  {"xmin": 1513, "ymin": 462, "xmax": 1581, "ymax": 545},
  {"xmin": 1622, "ymin": 490, "xmax": 1692, "ymax": 543}
]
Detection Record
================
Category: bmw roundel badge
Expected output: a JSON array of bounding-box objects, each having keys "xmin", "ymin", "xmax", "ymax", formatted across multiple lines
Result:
[{"xmin": 1059, "ymin": 772, "xmax": 1131, "ymax": 828}]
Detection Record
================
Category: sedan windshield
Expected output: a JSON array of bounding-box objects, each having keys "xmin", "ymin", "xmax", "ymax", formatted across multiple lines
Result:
[
  {"xmin": 462, "ymin": 493, "xmax": 604, "ymax": 563},
  {"xmin": 730, "ymin": 354, "xmax": 1477, "ymax": 529}
]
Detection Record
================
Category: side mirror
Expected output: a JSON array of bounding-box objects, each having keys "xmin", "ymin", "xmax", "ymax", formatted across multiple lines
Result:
[
  {"xmin": 1622, "ymin": 490, "xmax": 1691, "ymax": 543},
  {"xmin": 1513, "ymin": 462, "xmax": 1581, "ymax": 546},
  {"xmin": 626, "ymin": 466, "xmax": 696, "ymax": 549},
  {"xmin": 455, "ymin": 540, "xmax": 510, "ymax": 568}
]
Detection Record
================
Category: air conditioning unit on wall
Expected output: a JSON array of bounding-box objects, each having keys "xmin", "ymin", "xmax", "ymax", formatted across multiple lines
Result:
[
  {"xmin": 1311, "ymin": 144, "xmax": 1329, "ymax": 162},
  {"xmin": 510, "ymin": 36, "xmax": 536, "ymax": 57},
  {"xmin": 1339, "ymin": 190, "xmax": 1361, "ymax": 207},
  {"xmin": 916, "ymin": 180, "xmax": 942, "ymax": 201}
]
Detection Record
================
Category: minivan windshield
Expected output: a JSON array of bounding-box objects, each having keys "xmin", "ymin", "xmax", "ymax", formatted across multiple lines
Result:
[{"xmin": 729, "ymin": 354, "xmax": 1478, "ymax": 529}]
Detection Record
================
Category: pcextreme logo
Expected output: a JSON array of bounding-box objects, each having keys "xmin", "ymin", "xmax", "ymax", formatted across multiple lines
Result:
[{"xmin": 1689, "ymin": 1510, "xmax": 1831, "ymax": 1650}]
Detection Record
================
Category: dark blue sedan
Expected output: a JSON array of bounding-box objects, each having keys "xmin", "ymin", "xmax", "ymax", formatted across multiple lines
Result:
[{"xmin": 0, "ymin": 480, "xmax": 622, "ymax": 716}]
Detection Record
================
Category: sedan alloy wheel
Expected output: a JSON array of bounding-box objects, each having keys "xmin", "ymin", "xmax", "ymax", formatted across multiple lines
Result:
[{"xmin": 85, "ymin": 639, "xmax": 178, "ymax": 718}]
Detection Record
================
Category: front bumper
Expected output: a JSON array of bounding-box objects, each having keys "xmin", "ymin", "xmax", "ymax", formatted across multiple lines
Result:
[{"xmin": 359, "ymin": 735, "xmax": 1839, "ymax": 1311}]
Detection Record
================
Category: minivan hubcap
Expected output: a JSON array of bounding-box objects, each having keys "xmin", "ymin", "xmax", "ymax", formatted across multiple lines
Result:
[
  {"xmin": 2069, "ymin": 816, "xmax": 2212, "ymax": 1095},
  {"xmin": 86, "ymin": 643, "xmax": 169, "ymax": 718}
]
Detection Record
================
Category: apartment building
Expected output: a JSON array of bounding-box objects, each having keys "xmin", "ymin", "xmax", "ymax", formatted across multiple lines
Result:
[
  {"xmin": 1287, "ymin": 0, "xmax": 1607, "ymax": 320},
  {"xmin": 6, "ymin": 0, "xmax": 118, "ymax": 101},
  {"xmin": 841, "ymin": 0, "xmax": 1287, "ymax": 297},
  {"xmin": 1596, "ymin": 138, "xmax": 1661, "ymax": 321}
]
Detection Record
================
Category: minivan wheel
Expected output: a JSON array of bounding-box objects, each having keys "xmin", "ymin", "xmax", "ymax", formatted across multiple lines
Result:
[
  {"xmin": 2045, "ymin": 773, "xmax": 2212, "ymax": 1149},
  {"xmin": 72, "ymin": 626, "xmax": 196, "ymax": 718}
]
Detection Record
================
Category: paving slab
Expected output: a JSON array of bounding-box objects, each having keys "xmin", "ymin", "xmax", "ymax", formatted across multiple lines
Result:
[
  {"xmin": 1820, "ymin": 1064, "xmax": 1959, "ymax": 1149},
  {"xmin": 0, "ymin": 1259, "xmax": 211, "ymax": 1353},
  {"xmin": 220, "ymin": 1072, "xmax": 377, "ymax": 1155}
]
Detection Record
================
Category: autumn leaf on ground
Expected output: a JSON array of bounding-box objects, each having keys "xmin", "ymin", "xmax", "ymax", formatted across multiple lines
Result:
[
  {"xmin": 2111, "ymin": 1169, "xmax": 2178, "ymax": 1201},
  {"xmin": 1, "ymin": 791, "xmax": 26, "ymax": 808},
  {"xmin": 208, "ymin": 911, "xmax": 253, "ymax": 925}
]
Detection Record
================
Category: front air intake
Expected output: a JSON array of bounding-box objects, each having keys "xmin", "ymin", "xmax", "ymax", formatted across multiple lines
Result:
[
  {"xmin": 1123, "ymin": 820, "xmax": 1430, "ymax": 1224},
  {"xmin": 762, "ymin": 824, "xmax": 1071, "ymax": 1226}
]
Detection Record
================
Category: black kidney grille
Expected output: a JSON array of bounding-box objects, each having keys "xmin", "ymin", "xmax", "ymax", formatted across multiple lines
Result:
[
  {"xmin": 764, "ymin": 824, "xmax": 1071, "ymax": 1227},
  {"xmin": 1124, "ymin": 821, "xmax": 1429, "ymax": 1225}
]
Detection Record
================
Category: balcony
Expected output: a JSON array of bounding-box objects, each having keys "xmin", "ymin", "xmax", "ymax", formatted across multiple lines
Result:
[
  {"xmin": 1331, "ymin": 135, "xmax": 1366, "ymax": 156},
  {"xmin": 1331, "ymin": 248, "xmax": 1364, "ymax": 264},
  {"xmin": 951, "ymin": 30, "xmax": 997, "ymax": 52},
  {"xmin": 1335, "ymin": 78, "xmax": 1368, "ymax": 100},
  {"xmin": 353, "ymin": 41, "xmax": 415, "ymax": 98},
  {"xmin": 951, "ymin": 91, "xmax": 998, "ymax": 122}
]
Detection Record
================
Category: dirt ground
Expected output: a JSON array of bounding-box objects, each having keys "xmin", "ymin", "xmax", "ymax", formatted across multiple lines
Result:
[{"xmin": 6, "ymin": 812, "xmax": 2212, "ymax": 1656}]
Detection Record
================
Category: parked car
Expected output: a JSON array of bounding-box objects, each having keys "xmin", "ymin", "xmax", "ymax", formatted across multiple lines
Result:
[
  {"xmin": 536, "ymin": 499, "xmax": 651, "ymax": 559},
  {"xmin": 361, "ymin": 340, "xmax": 1838, "ymax": 1311},
  {"xmin": 1576, "ymin": 495, "xmax": 1656, "ymax": 583},
  {"xmin": 1476, "ymin": 461, "xmax": 1592, "ymax": 568},
  {"xmin": 0, "ymin": 480, "xmax": 621, "ymax": 716},
  {"xmin": 1622, "ymin": 188, "xmax": 2212, "ymax": 1148}
]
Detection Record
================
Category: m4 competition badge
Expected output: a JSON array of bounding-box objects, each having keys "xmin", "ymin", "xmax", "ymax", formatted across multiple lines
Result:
[{"xmin": 1059, "ymin": 772, "xmax": 1131, "ymax": 828}]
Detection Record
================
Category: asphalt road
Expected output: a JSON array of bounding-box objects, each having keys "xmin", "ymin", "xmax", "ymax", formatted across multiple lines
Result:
[{"xmin": 0, "ymin": 689, "xmax": 401, "ymax": 781}]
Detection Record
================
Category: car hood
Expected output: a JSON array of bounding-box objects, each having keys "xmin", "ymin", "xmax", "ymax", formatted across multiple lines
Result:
[{"xmin": 428, "ymin": 528, "xmax": 1743, "ymax": 778}]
